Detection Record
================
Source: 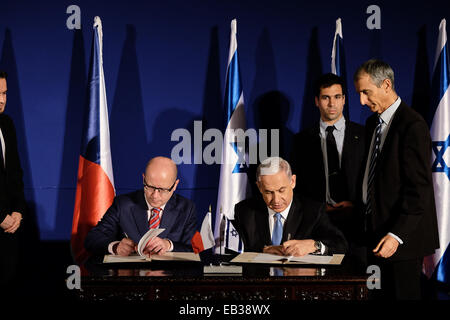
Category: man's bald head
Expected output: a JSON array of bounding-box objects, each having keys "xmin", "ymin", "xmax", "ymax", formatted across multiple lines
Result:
[
  {"xmin": 144, "ymin": 156, "xmax": 178, "ymax": 182},
  {"xmin": 143, "ymin": 157, "xmax": 179, "ymax": 208}
]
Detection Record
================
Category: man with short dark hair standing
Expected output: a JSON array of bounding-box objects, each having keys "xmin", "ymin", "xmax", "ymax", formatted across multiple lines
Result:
[
  {"xmin": 354, "ymin": 59, "xmax": 439, "ymax": 300},
  {"xmin": 290, "ymin": 73, "xmax": 365, "ymax": 254},
  {"xmin": 0, "ymin": 71, "xmax": 27, "ymax": 291}
]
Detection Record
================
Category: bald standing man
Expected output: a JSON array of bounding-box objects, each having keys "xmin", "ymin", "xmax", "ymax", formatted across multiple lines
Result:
[{"xmin": 85, "ymin": 156, "xmax": 197, "ymax": 256}]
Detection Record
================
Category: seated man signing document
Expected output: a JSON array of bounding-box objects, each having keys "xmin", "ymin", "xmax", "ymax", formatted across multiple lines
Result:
[
  {"xmin": 85, "ymin": 156, "xmax": 197, "ymax": 256},
  {"xmin": 233, "ymin": 157, "xmax": 347, "ymax": 256}
]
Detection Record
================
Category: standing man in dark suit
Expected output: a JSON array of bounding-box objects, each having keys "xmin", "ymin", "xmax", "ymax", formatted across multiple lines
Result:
[
  {"xmin": 85, "ymin": 156, "xmax": 197, "ymax": 256},
  {"xmin": 290, "ymin": 73, "xmax": 365, "ymax": 247},
  {"xmin": 0, "ymin": 71, "xmax": 27, "ymax": 290},
  {"xmin": 354, "ymin": 59, "xmax": 439, "ymax": 300},
  {"xmin": 233, "ymin": 157, "xmax": 347, "ymax": 256}
]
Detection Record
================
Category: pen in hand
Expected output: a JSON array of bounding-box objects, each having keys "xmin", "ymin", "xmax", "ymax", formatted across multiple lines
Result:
[
  {"xmin": 284, "ymin": 233, "xmax": 294, "ymax": 260},
  {"xmin": 123, "ymin": 232, "xmax": 138, "ymax": 253}
]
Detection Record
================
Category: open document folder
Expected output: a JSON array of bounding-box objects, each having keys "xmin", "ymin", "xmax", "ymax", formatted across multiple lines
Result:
[
  {"xmin": 103, "ymin": 252, "xmax": 201, "ymax": 263},
  {"xmin": 230, "ymin": 252, "xmax": 345, "ymax": 265}
]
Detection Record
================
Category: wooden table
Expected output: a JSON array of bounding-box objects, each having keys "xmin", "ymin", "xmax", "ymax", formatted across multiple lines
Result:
[{"xmin": 78, "ymin": 254, "xmax": 369, "ymax": 301}]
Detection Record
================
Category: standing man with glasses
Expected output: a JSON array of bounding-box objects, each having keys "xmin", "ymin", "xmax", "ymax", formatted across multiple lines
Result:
[{"xmin": 85, "ymin": 156, "xmax": 197, "ymax": 256}]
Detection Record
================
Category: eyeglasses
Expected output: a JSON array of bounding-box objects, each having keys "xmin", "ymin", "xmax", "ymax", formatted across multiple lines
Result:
[{"xmin": 143, "ymin": 178, "xmax": 177, "ymax": 195}]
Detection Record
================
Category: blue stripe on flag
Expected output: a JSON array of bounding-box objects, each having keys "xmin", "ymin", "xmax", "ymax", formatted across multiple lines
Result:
[
  {"xmin": 430, "ymin": 43, "xmax": 450, "ymax": 124},
  {"xmin": 224, "ymin": 51, "xmax": 242, "ymax": 121},
  {"xmin": 437, "ymin": 244, "xmax": 450, "ymax": 283}
]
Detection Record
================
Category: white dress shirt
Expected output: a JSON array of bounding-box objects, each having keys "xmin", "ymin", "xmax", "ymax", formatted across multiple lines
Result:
[
  {"xmin": 319, "ymin": 116, "xmax": 346, "ymax": 204},
  {"xmin": 0, "ymin": 127, "xmax": 5, "ymax": 168}
]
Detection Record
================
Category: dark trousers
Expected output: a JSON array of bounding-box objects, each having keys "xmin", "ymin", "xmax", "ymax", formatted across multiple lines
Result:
[
  {"xmin": 369, "ymin": 256, "xmax": 423, "ymax": 300},
  {"xmin": 0, "ymin": 230, "xmax": 19, "ymax": 292}
]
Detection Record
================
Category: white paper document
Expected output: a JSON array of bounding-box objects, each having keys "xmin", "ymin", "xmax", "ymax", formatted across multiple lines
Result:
[
  {"xmin": 253, "ymin": 253, "xmax": 334, "ymax": 264},
  {"xmin": 230, "ymin": 252, "xmax": 344, "ymax": 265},
  {"xmin": 103, "ymin": 251, "xmax": 201, "ymax": 263},
  {"xmin": 137, "ymin": 228, "xmax": 165, "ymax": 257}
]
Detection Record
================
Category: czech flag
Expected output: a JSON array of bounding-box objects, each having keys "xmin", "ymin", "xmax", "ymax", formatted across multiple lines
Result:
[
  {"xmin": 191, "ymin": 206, "xmax": 215, "ymax": 253},
  {"xmin": 71, "ymin": 17, "xmax": 115, "ymax": 264}
]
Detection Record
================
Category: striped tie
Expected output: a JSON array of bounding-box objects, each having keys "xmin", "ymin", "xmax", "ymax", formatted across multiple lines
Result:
[
  {"xmin": 366, "ymin": 116, "xmax": 383, "ymax": 217},
  {"xmin": 149, "ymin": 207, "xmax": 162, "ymax": 229}
]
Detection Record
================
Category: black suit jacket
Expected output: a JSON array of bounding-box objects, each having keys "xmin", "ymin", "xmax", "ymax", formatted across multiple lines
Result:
[
  {"xmin": 290, "ymin": 120, "xmax": 365, "ymax": 203},
  {"xmin": 290, "ymin": 121, "xmax": 365, "ymax": 242},
  {"xmin": 85, "ymin": 190, "xmax": 197, "ymax": 255},
  {"xmin": 0, "ymin": 114, "xmax": 26, "ymax": 223},
  {"xmin": 233, "ymin": 195, "xmax": 347, "ymax": 254},
  {"xmin": 364, "ymin": 102, "xmax": 439, "ymax": 261}
]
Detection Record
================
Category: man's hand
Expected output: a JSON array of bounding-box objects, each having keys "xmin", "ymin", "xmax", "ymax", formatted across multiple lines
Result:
[
  {"xmin": 373, "ymin": 234, "xmax": 399, "ymax": 258},
  {"xmin": 263, "ymin": 245, "xmax": 285, "ymax": 256},
  {"xmin": 115, "ymin": 238, "xmax": 137, "ymax": 256},
  {"xmin": 0, "ymin": 214, "xmax": 14, "ymax": 231},
  {"xmin": 326, "ymin": 201, "xmax": 353, "ymax": 213},
  {"xmin": 143, "ymin": 237, "xmax": 171, "ymax": 256},
  {"xmin": 282, "ymin": 239, "xmax": 316, "ymax": 257},
  {"xmin": 1, "ymin": 212, "xmax": 22, "ymax": 233}
]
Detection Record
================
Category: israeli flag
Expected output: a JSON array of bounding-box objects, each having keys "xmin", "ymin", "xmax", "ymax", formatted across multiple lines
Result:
[
  {"xmin": 213, "ymin": 19, "xmax": 249, "ymax": 253},
  {"xmin": 331, "ymin": 18, "xmax": 350, "ymax": 120},
  {"xmin": 423, "ymin": 18, "xmax": 450, "ymax": 284}
]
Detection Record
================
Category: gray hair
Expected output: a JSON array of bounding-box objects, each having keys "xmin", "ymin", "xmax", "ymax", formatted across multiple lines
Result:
[
  {"xmin": 353, "ymin": 59, "xmax": 395, "ymax": 91},
  {"xmin": 256, "ymin": 157, "xmax": 292, "ymax": 181}
]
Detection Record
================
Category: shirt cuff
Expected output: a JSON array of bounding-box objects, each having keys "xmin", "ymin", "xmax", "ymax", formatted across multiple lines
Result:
[
  {"xmin": 108, "ymin": 241, "xmax": 120, "ymax": 255},
  {"xmin": 320, "ymin": 241, "xmax": 326, "ymax": 255},
  {"xmin": 166, "ymin": 239, "xmax": 174, "ymax": 252},
  {"xmin": 388, "ymin": 232, "xmax": 403, "ymax": 245}
]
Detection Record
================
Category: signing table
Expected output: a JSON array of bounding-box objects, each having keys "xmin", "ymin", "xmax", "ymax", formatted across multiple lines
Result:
[{"xmin": 78, "ymin": 252, "xmax": 369, "ymax": 301}]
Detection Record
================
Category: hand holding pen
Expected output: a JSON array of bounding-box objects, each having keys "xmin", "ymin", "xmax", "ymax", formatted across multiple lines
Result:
[{"xmin": 114, "ymin": 232, "xmax": 137, "ymax": 256}]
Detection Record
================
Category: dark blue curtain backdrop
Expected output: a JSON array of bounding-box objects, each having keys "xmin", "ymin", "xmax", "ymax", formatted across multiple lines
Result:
[{"xmin": 0, "ymin": 0, "xmax": 447, "ymax": 240}]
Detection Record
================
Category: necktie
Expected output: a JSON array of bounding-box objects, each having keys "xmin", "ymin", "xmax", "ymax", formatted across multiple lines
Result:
[
  {"xmin": 366, "ymin": 116, "xmax": 383, "ymax": 217},
  {"xmin": 149, "ymin": 207, "xmax": 162, "ymax": 229},
  {"xmin": 326, "ymin": 125, "xmax": 344, "ymax": 202},
  {"xmin": 272, "ymin": 213, "xmax": 283, "ymax": 245}
]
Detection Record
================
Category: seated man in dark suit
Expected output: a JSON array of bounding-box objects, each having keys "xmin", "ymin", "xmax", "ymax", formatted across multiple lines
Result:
[
  {"xmin": 85, "ymin": 156, "xmax": 197, "ymax": 256},
  {"xmin": 233, "ymin": 157, "xmax": 347, "ymax": 256}
]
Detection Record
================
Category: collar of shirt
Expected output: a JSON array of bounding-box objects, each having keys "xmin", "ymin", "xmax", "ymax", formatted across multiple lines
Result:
[
  {"xmin": 267, "ymin": 200, "xmax": 293, "ymax": 238},
  {"xmin": 319, "ymin": 116, "xmax": 346, "ymax": 137},
  {"xmin": 379, "ymin": 96, "xmax": 401, "ymax": 126},
  {"xmin": 144, "ymin": 197, "xmax": 167, "ymax": 219}
]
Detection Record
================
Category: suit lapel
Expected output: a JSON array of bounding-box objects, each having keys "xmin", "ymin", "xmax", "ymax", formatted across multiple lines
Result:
[
  {"xmin": 378, "ymin": 103, "xmax": 405, "ymax": 165},
  {"xmin": 312, "ymin": 125, "xmax": 325, "ymax": 172},
  {"xmin": 341, "ymin": 122, "xmax": 362, "ymax": 177},
  {"xmin": 131, "ymin": 191, "xmax": 150, "ymax": 238},
  {"xmin": 159, "ymin": 194, "xmax": 178, "ymax": 232},
  {"xmin": 255, "ymin": 199, "xmax": 271, "ymax": 245},
  {"xmin": 283, "ymin": 197, "xmax": 303, "ymax": 241}
]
